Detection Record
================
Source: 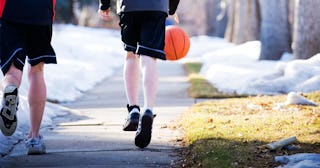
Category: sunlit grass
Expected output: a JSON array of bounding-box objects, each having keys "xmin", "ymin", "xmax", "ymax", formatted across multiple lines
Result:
[
  {"xmin": 178, "ymin": 61, "xmax": 320, "ymax": 167},
  {"xmin": 184, "ymin": 62, "xmax": 247, "ymax": 98},
  {"xmin": 175, "ymin": 92, "xmax": 320, "ymax": 168},
  {"xmin": 184, "ymin": 62, "xmax": 203, "ymax": 74}
]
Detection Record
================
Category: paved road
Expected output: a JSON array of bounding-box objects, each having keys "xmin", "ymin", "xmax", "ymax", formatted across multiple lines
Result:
[{"xmin": 0, "ymin": 61, "xmax": 194, "ymax": 167}]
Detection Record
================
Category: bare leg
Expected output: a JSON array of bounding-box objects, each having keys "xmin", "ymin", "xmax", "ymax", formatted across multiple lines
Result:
[
  {"xmin": 123, "ymin": 52, "xmax": 140, "ymax": 106},
  {"xmin": 0, "ymin": 64, "xmax": 22, "ymax": 136},
  {"xmin": 140, "ymin": 55, "xmax": 158, "ymax": 110},
  {"xmin": 134, "ymin": 56, "xmax": 157, "ymax": 148},
  {"xmin": 27, "ymin": 63, "xmax": 46, "ymax": 138},
  {"xmin": 1, "ymin": 63, "xmax": 23, "ymax": 89}
]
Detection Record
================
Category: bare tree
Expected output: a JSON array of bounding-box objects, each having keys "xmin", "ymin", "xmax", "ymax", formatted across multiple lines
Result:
[
  {"xmin": 214, "ymin": 0, "xmax": 228, "ymax": 37},
  {"xmin": 204, "ymin": 0, "xmax": 228, "ymax": 37},
  {"xmin": 225, "ymin": 0, "xmax": 260, "ymax": 44},
  {"xmin": 177, "ymin": 0, "xmax": 218, "ymax": 36},
  {"xmin": 224, "ymin": 0, "xmax": 236, "ymax": 41},
  {"xmin": 293, "ymin": 0, "xmax": 320, "ymax": 59},
  {"xmin": 259, "ymin": 0, "xmax": 291, "ymax": 60},
  {"xmin": 205, "ymin": 0, "xmax": 218, "ymax": 35},
  {"xmin": 246, "ymin": 0, "xmax": 260, "ymax": 41}
]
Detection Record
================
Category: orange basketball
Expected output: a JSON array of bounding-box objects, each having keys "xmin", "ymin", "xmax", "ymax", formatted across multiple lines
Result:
[{"xmin": 164, "ymin": 25, "xmax": 190, "ymax": 61}]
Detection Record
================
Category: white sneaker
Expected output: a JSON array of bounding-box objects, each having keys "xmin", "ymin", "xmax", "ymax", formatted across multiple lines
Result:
[
  {"xmin": 0, "ymin": 85, "xmax": 19, "ymax": 136},
  {"xmin": 25, "ymin": 135, "xmax": 46, "ymax": 155}
]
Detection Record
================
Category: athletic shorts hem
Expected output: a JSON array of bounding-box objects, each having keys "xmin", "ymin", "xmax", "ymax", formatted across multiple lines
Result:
[
  {"xmin": 0, "ymin": 49, "xmax": 25, "ymax": 75},
  {"xmin": 136, "ymin": 47, "xmax": 166, "ymax": 60},
  {"xmin": 119, "ymin": 11, "xmax": 166, "ymax": 60},
  {"xmin": 123, "ymin": 43, "xmax": 137, "ymax": 53},
  {"xmin": 0, "ymin": 20, "xmax": 56, "ymax": 75},
  {"xmin": 28, "ymin": 55, "xmax": 57, "ymax": 66}
]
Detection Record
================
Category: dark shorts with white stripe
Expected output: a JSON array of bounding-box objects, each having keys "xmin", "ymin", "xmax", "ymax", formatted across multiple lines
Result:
[
  {"xmin": 119, "ymin": 11, "xmax": 167, "ymax": 60},
  {"xmin": 0, "ymin": 20, "xmax": 57, "ymax": 75}
]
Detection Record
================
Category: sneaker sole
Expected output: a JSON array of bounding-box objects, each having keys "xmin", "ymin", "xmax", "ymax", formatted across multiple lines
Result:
[
  {"xmin": 0, "ymin": 85, "xmax": 18, "ymax": 136},
  {"xmin": 123, "ymin": 113, "xmax": 140, "ymax": 131},
  {"xmin": 135, "ymin": 114, "xmax": 153, "ymax": 148},
  {"xmin": 0, "ymin": 108, "xmax": 17, "ymax": 136},
  {"xmin": 27, "ymin": 146, "xmax": 46, "ymax": 155}
]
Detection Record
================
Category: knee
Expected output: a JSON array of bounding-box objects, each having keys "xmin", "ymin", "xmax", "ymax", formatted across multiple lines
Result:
[
  {"xmin": 2, "ymin": 64, "xmax": 23, "ymax": 87},
  {"xmin": 28, "ymin": 63, "xmax": 44, "ymax": 75},
  {"xmin": 126, "ymin": 52, "xmax": 139, "ymax": 61},
  {"xmin": 6, "ymin": 64, "xmax": 23, "ymax": 77},
  {"xmin": 140, "ymin": 55, "xmax": 156, "ymax": 65}
]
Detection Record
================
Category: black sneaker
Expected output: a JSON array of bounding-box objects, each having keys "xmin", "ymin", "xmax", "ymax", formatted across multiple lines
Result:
[
  {"xmin": 123, "ymin": 104, "xmax": 140, "ymax": 131},
  {"xmin": 135, "ymin": 109, "xmax": 154, "ymax": 148},
  {"xmin": 0, "ymin": 85, "xmax": 19, "ymax": 136}
]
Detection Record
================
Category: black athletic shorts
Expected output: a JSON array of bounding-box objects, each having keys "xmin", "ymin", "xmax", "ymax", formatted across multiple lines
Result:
[
  {"xmin": 0, "ymin": 20, "xmax": 57, "ymax": 75},
  {"xmin": 119, "ymin": 11, "xmax": 167, "ymax": 60}
]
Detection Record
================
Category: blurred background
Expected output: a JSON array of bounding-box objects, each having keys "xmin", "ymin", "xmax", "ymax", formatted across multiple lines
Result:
[{"xmin": 55, "ymin": 0, "xmax": 320, "ymax": 60}]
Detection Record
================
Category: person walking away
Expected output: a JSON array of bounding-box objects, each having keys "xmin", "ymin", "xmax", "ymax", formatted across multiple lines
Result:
[
  {"xmin": 98, "ymin": 0, "xmax": 180, "ymax": 148},
  {"xmin": 0, "ymin": 0, "xmax": 57, "ymax": 155}
]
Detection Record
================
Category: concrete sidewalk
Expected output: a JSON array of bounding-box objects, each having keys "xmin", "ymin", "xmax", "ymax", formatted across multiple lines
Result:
[{"xmin": 0, "ymin": 61, "xmax": 194, "ymax": 167}]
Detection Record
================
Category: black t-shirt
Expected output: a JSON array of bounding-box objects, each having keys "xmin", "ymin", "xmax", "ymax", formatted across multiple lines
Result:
[{"xmin": 0, "ymin": 0, "xmax": 55, "ymax": 25}]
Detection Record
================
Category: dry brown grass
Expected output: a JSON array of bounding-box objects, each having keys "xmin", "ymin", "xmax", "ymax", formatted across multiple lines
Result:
[{"xmin": 174, "ymin": 92, "xmax": 320, "ymax": 168}]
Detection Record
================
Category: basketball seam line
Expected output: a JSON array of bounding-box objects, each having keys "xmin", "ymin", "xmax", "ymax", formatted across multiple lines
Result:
[
  {"xmin": 182, "ymin": 31, "xmax": 186, "ymax": 58},
  {"xmin": 170, "ymin": 30, "xmax": 178, "ymax": 60}
]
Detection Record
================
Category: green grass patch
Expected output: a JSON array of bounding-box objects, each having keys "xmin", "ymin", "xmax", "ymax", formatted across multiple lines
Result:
[
  {"xmin": 184, "ymin": 62, "xmax": 247, "ymax": 98},
  {"xmin": 184, "ymin": 62, "xmax": 203, "ymax": 74},
  {"xmin": 174, "ymin": 92, "xmax": 320, "ymax": 168}
]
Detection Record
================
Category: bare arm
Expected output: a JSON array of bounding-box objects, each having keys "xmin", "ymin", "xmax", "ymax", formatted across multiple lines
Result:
[
  {"xmin": 169, "ymin": 0, "xmax": 180, "ymax": 15},
  {"xmin": 99, "ymin": 0, "xmax": 112, "ymax": 21}
]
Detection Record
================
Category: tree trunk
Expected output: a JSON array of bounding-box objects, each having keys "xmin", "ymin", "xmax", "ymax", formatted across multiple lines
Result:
[
  {"xmin": 293, "ymin": 0, "xmax": 320, "ymax": 59},
  {"xmin": 225, "ymin": 0, "xmax": 260, "ymax": 44},
  {"xmin": 176, "ymin": 0, "xmax": 213, "ymax": 36},
  {"xmin": 225, "ymin": 0, "xmax": 236, "ymax": 42},
  {"xmin": 214, "ymin": 0, "xmax": 228, "ymax": 37},
  {"xmin": 246, "ymin": 0, "xmax": 260, "ymax": 41},
  {"xmin": 232, "ymin": 0, "xmax": 247, "ymax": 43},
  {"xmin": 205, "ymin": 0, "xmax": 217, "ymax": 35},
  {"xmin": 259, "ymin": 0, "xmax": 291, "ymax": 60}
]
